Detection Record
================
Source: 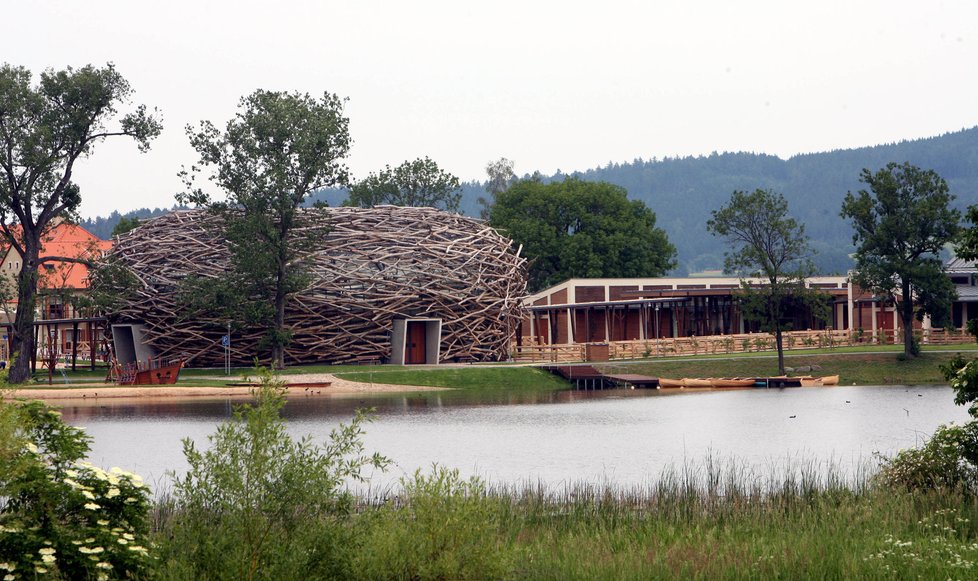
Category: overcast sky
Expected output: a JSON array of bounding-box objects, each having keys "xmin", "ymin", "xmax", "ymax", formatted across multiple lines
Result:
[{"xmin": 6, "ymin": 0, "xmax": 978, "ymax": 218}]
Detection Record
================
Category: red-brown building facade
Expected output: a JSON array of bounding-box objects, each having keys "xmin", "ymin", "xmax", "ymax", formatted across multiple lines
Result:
[{"xmin": 518, "ymin": 274, "xmax": 958, "ymax": 346}]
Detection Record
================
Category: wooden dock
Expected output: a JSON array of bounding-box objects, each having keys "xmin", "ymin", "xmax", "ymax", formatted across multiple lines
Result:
[{"xmin": 542, "ymin": 365, "xmax": 659, "ymax": 389}]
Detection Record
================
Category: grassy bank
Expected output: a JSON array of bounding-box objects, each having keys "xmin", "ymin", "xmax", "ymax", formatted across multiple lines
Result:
[
  {"xmin": 23, "ymin": 344, "xmax": 978, "ymax": 390},
  {"xmin": 151, "ymin": 464, "xmax": 978, "ymax": 580},
  {"xmin": 333, "ymin": 366, "xmax": 568, "ymax": 390},
  {"xmin": 352, "ymin": 475, "xmax": 978, "ymax": 579},
  {"xmin": 607, "ymin": 349, "xmax": 977, "ymax": 386}
]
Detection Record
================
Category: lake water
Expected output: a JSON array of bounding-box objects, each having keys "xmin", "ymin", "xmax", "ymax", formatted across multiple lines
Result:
[{"xmin": 58, "ymin": 385, "xmax": 973, "ymax": 491}]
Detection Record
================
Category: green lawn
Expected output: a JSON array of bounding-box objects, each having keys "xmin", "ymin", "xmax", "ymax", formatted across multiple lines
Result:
[
  {"xmin": 612, "ymin": 349, "xmax": 971, "ymax": 385},
  {"xmin": 16, "ymin": 343, "xmax": 978, "ymax": 390}
]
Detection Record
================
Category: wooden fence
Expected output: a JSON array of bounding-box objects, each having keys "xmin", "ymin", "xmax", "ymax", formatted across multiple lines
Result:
[{"xmin": 511, "ymin": 327, "xmax": 975, "ymax": 363}]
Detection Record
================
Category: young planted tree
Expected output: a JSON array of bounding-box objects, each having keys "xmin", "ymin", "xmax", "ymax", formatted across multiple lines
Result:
[
  {"xmin": 0, "ymin": 63, "xmax": 161, "ymax": 383},
  {"xmin": 177, "ymin": 90, "xmax": 351, "ymax": 369},
  {"xmin": 346, "ymin": 157, "xmax": 462, "ymax": 212},
  {"xmin": 707, "ymin": 189, "xmax": 826, "ymax": 375},
  {"xmin": 841, "ymin": 162, "xmax": 960, "ymax": 358}
]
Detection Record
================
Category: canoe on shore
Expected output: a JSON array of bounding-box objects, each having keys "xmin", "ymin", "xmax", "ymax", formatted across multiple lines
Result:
[
  {"xmin": 798, "ymin": 374, "xmax": 839, "ymax": 386},
  {"xmin": 710, "ymin": 377, "xmax": 757, "ymax": 388},
  {"xmin": 659, "ymin": 375, "xmax": 839, "ymax": 389},
  {"xmin": 658, "ymin": 377, "xmax": 755, "ymax": 388}
]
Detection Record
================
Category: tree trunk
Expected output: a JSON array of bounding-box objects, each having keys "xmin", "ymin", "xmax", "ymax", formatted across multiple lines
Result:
[
  {"xmin": 270, "ymin": 229, "xmax": 289, "ymax": 370},
  {"xmin": 8, "ymin": 248, "xmax": 40, "ymax": 384},
  {"xmin": 775, "ymin": 327, "xmax": 785, "ymax": 376},
  {"xmin": 769, "ymin": 289, "xmax": 786, "ymax": 375},
  {"xmin": 271, "ymin": 286, "xmax": 286, "ymax": 370},
  {"xmin": 901, "ymin": 278, "xmax": 916, "ymax": 357}
]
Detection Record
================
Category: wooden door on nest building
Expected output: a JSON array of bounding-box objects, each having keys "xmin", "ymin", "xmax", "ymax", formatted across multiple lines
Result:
[{"xmin": 406, "ymin": 321, "xmax": 427, "ymax": 364}]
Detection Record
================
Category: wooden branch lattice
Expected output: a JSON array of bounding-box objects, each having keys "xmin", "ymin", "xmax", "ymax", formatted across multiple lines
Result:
[{"xmin": 105, "ymin": 206, "xmax": 528, "ymax": 366}]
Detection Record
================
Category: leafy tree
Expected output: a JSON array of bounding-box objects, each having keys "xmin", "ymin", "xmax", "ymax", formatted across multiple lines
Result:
[
  {"xmin": 177, "ymin": 89, "xmax": 351, "ymax": 369},
  {"xmin": 707, "ymin": 189, "xmax": 827, "ymax": 375},
  {"xmin": 0, "ymin": 63, "xmax": 160, "ymax": 383},
  {"xmin": 477, "ymin": 157, "xmax": 516, "ymax": 219},
  {"xmin": 490, "ymin": 178, "xmax": 676, "ymax": 291},
  {"xmin": 346, "ymin": 157, "xmax": 461, "ymax": 212},
  {"xmin": 841, "ymin": 162, "xmax": 960, "ymax": 358}
]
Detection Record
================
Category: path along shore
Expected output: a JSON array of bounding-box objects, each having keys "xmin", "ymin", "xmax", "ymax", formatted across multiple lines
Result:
[{"xmin": 2, "ymin": 373, "xmax": 445, "ymax": 401}]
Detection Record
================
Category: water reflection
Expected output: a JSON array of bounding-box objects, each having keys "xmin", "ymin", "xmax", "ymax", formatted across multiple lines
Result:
[{"xmin": 58, "ymin": 385, "xmax": 972, "ymax": 491}]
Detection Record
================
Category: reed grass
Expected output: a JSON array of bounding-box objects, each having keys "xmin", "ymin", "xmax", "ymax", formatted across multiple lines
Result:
[{"xmin": 153, "ymin": 457, "xmax": 978, "ymax": 579}]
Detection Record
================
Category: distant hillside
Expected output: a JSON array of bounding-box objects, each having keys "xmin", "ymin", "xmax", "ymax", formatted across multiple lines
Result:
[
  {"xmin": 564, "ymin": 127, "xmax": 978, "ymax": 275},
  {"xmin": 88, "ymin": 126, "xmax": 978, "ymax": 275}
]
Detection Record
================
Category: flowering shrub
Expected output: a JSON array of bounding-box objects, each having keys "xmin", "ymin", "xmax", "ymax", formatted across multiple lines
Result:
[
  {"xmin": 0, "ymin": 400, "xmax": 154, "ymax": 579},
  {"xmin": 876, "ymin": 423, "xmax": 978, "ymax": 493}
]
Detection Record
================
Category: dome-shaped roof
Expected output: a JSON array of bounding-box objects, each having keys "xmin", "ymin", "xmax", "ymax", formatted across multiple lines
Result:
[{"xmin": 104, "ymin": 206, "xmax": 527, "ymax": 366}]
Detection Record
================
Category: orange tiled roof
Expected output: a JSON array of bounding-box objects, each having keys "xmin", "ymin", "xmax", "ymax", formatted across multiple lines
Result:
[{"xmin": 1, "ymin": 222, "xmax": 112, "ymax": 291}]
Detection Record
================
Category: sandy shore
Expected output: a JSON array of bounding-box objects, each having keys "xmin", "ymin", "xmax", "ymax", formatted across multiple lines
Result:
[{"xmin": 2, "ymin": 373, "xmax": 446, "ymax": 400}]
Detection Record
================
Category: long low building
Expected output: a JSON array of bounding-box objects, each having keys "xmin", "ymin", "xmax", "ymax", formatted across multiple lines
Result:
[{"xmin": 518, "ymin": 271, "xmax": 978, "ymax": 346}]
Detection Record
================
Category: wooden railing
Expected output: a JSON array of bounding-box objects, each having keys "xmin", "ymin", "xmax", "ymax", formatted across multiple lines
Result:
[{"xmin": 511, "ymin": 327, "xmax": 976, "ymax": 362}]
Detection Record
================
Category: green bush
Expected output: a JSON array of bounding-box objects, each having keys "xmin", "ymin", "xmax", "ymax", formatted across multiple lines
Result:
[
  {"xmin": 0, "ymin": 399, "xmax": 153, "ymax": 580},
  {"xmin": 876, "ymin": 422, "xmax": 978, "ymax": 492},
  {"xmin": 354, "ymin": 467, "xmax": 510, "ymax": 580},
  {"xmin": 156, "ymin": 368, "xmax": 389, "ymax": 580}
]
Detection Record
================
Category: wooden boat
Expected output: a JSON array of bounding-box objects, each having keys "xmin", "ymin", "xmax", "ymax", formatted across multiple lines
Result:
[
  {"xmin": 681, "ymin": 378, "xmax": 713, "ymax": 388},
  {"xmin": 820, "ymin": 374, "xmax": 839, "ymax": 386},
  {"xmin": 658, "ymin": 377, "xmax": 684, "ymax": 388},
  {"xmin": 709, "ymin": 377, "xmax": 757, "ymax": 388},
  {"xmin": 111, "ymin": 356, "xmax": 184, "ymax": 386}
]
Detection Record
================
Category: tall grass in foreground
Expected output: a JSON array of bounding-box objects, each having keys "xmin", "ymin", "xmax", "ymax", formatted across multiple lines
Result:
[{"xmin": 153, "ymin": 458, "xmax": 978, "ymax": 580}]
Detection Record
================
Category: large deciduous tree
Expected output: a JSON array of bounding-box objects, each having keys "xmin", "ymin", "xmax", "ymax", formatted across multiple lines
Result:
[
  {"xmin": 707, "ymin": 189, "xmax": 827, "ymax": 375},
  {"xmin": 841, "ymin": 162, "xmax": 960, "ymax": 358},
  {"xmin": 177, "ymin": 90, "xmax": 351, "ymax": 369},
  {"xmin": 490, "ymin": 178, "xmax": 676, "ymax": 291},
  {"xmin": 345, "ymin": 157, "xmax": 461, "ymax": 212},
  {"xmin": 0, "ymin": 63, "xmax": 160, "ymax": 383}
]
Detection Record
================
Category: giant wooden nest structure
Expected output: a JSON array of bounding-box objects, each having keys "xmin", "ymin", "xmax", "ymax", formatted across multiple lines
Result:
[{"xmin": 105, "ymin": 207, "xmax": 527, "ymax": 366}]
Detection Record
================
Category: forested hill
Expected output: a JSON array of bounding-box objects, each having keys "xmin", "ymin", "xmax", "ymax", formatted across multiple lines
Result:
[
  {"xmin": 561, "ymin": 126, "xmax": 978, "ymax": 275},
  {"xmin": 83, "ymin": 126, "xmax": 978, "ymax": 275},
  {"xmin": 80, "ymin": 206, "xmax": 185, "ymax": 239}
]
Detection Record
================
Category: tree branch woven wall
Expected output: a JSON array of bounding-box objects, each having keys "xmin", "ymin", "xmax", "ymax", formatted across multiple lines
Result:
[{"xmin": 104, "ymin": 206, "xmax": 527, "ymax": 366}]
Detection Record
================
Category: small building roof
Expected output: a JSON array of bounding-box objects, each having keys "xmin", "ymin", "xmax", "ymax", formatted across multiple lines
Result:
[{"xmin": 1, "ymin": 222, "xmax": 111, "ymax": 291}]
